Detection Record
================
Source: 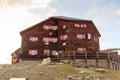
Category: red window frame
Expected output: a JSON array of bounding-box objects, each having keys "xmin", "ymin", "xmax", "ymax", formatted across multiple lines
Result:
[
  {"xmin": 29, "ymin": 50, "xmax": 38, "ymax": 55},
  {"xmin": 29, "ymin": 37, "xmax": 38, "ymax": 42}
]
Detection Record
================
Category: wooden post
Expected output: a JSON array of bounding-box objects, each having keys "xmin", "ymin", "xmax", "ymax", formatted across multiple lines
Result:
[
  {"xmin": 85, "ymin": 51, "xmax": 87, "ymax": 66},
  {"xmin": 107, "ymin": 52, "xmax": 110, "ymax": 69},
  {"xmin": 68, "ymin": 50, "xmax": 70, "ymax": 64},
  {"xmin": 96, "ymin": 51, "xmax": 99, "ymax": 67}
]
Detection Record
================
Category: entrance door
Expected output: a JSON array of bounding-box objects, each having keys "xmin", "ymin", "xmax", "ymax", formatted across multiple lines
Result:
[{"xmin": 44, "ymin": 50, "xmax": 50, "ymax": 56}]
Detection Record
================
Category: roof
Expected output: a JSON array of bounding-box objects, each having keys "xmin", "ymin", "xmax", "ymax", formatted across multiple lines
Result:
[
  {"xmin": 20, "ymin": 16, "xmax": 101, "ymax": 36},
  {"xmin": 50, "ymin": 16, "xmax": 91, "ymax": 21}
]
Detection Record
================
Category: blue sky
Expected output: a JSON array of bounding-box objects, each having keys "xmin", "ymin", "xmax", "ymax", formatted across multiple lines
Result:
[{"xmin": 0, "ymin": 0, "xmax": 120, "ymax": 64}]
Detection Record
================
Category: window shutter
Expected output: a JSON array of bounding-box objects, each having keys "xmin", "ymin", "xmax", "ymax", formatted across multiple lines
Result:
[
  {"xmin": 80, "ymin": 24, "xmax": 84, "ymax": 28},
  {"xmin": 83, "ymin": 24, "xmax": 87, "ymax": 28},
  {"xmin": 49, "ymin": 37, "xmax": 52, "ymax": 42},
  {"xmin": 82, "ymin": 34, "xmax": 86, "ymax": 39},
  {"xmin": 43, "ymin": 25, "xmax": 49, "ymax": 30},
  {"xmin": 49, "ymin": 26, "xmax": 53, "ymax": 30},
  {"xmin": 60, "ymin": 35, "xmax": 63, "ymax": 40}
]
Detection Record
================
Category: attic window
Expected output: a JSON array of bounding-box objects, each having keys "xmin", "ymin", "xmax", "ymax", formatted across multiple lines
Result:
[
  {"xmin": 77, "ymin": 48, "xmax": 86, "ymax": 53},
  {"xmin": 29, "ymin": 50, "xmax": 38, "ymax": 55},
  {"xmin": 52, "ymin": 26, "xmax": 58, "ymax": 30},
  {"xmin": 74, "ymin": 23, "xmax": 80, "ymax": 28},
  {"xmin": 74, "ymin": 23, "xmax": 87, "ymax": 28},
  {"xmin": 76, "ymin": 34, "xmax": 85, "ymax": 39},
  {"xmin": 29, "ymin": 37, "xmax": 38, "ymax": 42},
  {"xmin": 43, "ymin": 25, "xmax": 58, "ymax": 30}
]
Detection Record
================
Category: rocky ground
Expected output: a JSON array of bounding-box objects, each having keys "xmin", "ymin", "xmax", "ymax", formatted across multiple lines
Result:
[{"xmin": 0, "ymin": 61, "xmax": 120, "ymax": 80}]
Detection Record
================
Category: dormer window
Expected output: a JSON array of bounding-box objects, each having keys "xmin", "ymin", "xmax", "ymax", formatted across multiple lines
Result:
[{"xmin": 29, "ymin": 37, "xmax": 38, "ymax": 42}]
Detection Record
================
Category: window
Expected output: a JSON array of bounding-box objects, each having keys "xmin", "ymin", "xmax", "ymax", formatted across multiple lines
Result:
[
  {"xmin": 29, "ymin": 37, "xmax": 38, "ymax": 42},
  {"xmin": 63, "ymin": 25, "xmax": 66, "ymax": 29},
  {"xmin": 52, "ymin": 50, "xmax": 58, "ymax": 55},
  {"xmin": 74, "ymin": 23, "xmax": 80, "ymax": 28},
  {"xmin": 63, "ymin": 34, "xmax": 68, "ymax": 40},
  {"xmin": 52, "ymin": 26, "xmax": 58, "ymax": 30},
  {"xmin": 60, "ymin": 34, "xmax": 68, "ymax": 40},
  {"xmin": 83, "ymin": 24, "xmax": 87, "ymax": 28},
  {"xmin": 52, "ymin": 38, "xmax": 58, "ymax": 43},
  {"xmin": 48, "ymin": 37, "xmax": 52, "ymax": 42},
  {"xmin": 43, "ymin": 37, "xmax": 58, "ymax": 43},
  {"xmin": 77, "ymin": 48, "xmax": 86, "ymax": 53},
  {"xmin": 74, "ymin": 23, "xmax": 87, "ymax": 28},
  {"xmin": 63, "ymin": 42, "xmax": 66, "ymax": 46},
  {"xmin": 43, "ymin": 25, "xmax": 58, "ymax": 30},
  {"xmin": 42, "ymin": 37, "xmax": 49, "ymax": 43},
  {"xmin": 76, "ymin": 34, "xmax": 85, "ymax": 39},
  {"xmin": 43, "ymin": 25, "xmax": 49, "ymax": 30},
  {"xmin": 88, "ymin": 34, "xmax": 91, "ymax": 39},
  {"xmin": 80, "ymin": 24, "xmax": 84, "ymax": 28},
  {"xmin": 29, "ymin": 50, "xmax": 38, "ymax": 55},
  {"xmin": 94, "ymin": 36, "xmax": 98, "ymax": 42},
  {"xmin": 44, "ymin": 50, "xmax": 50, "ymax": 56}
]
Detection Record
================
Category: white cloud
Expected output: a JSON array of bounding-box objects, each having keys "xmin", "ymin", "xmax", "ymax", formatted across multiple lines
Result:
[
  {"xmin": 116, "ymin": 9, "xmax": 120, "ymax": 15},
  {"xmin": 0, "ymin": 0, "xmax": 31, "ymax": 9},
  {"xmin": 0, "ymin": 0, "xmax": 57, "ymax": 64}
]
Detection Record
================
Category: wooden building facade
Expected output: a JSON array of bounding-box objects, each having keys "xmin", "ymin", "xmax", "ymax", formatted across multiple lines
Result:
[{"xmin": 20, "ymin": 16, "xmax": 101, "ymax": 59}]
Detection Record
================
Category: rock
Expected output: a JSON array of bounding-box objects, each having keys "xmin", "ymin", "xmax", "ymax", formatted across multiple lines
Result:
[
  {"xmin": 42, "ymin": 57, "xmax": 51, "ymax": 65},
  {"xmin": 95, "ymin": 68, "xmax": 106, "ymax": 73}
]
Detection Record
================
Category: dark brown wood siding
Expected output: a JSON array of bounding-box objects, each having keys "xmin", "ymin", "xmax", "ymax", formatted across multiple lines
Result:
[{"xmin": 20, "ymin": 17, "xmax": 100, "ymax": 59}]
